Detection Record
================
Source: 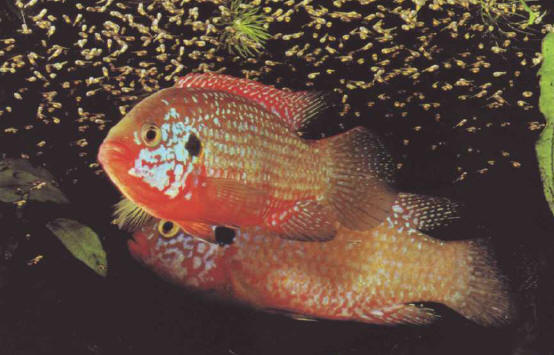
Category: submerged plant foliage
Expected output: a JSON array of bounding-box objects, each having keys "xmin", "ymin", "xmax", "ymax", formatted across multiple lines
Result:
[
  {"xmin": 0, "ymin": 158, "xmax": 107, "ymax": 277},
  {"xmin": 413, "ymin": 0, "xmax": 546, "ymax": 35},
  {"xmin": 218, "ymin": 0, "xmax": 271, "ymax": 57},
  {"xmin": 46, "ymin": 218, "xmax": 107, "ymax": 277},
  {"xmin": 537, "ymin": 32, "xmax": 554, "ymax": 216},
  {"xmin": 476, "ymin": 0, "xmax": 546, "ymax": 34},
  {"xmin": 0, "ymin": 158, "xmax": 69, "ymax": 205}
]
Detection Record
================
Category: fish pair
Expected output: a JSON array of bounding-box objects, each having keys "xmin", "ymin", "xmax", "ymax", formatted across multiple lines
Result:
[{"xmin": 98, "ymin": 73, "xmax": 512, "ymax": 325}]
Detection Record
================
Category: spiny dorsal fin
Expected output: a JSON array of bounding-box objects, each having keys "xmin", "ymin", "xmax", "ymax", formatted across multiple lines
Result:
[
  {"xmin": 175, "ymin": 72, "xmax": 327, "ymax": 131},
  {"xmin": 392, "ymin": 193, "xmax": 461, "ymax": 232}
]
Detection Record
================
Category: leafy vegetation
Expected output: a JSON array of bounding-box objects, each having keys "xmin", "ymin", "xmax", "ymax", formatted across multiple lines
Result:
[
  {"xmin": 0, "ymin": 159, "xmax": 69, "ymax": 204},
  {"xmin": 537, "ymin": 32, "xmax": 554, "ymax": 217},
  {"xmin": 476, "ymin": 0, "xmax": 546, "ymax": 34},
  {"xmin": 46, "ymin": 218, "xmax": 107, "ymax": 277},
  {"xmin": 0, "ymin": 158, "xmax": 107, "ymax": 276}
]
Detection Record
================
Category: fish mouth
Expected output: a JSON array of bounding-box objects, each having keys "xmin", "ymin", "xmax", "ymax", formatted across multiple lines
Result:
[
  {"xmin": 127, "ymin": 235, "xmax": 150, "ymax": 261},
  {"xmin": 98, "ymin": 140, "xmax": 131, "ymax": 168},
  {"xmin": 97, "ymin": 140, "xmax": 136, "ymax": 196}
]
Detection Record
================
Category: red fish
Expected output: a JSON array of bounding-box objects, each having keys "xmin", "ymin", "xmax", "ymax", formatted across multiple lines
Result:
[
  {"xmin": 98, "ymin": 73, "xmax": 397, "ymax": 242},
  {"xmin": 128, "ymin": 193, "xmax": 511, "ymax": 326}
]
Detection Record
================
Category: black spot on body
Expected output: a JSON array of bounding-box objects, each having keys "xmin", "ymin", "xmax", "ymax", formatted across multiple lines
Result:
[
  {"xmin": 185, "ymin": 133, "xmax": 202, "ymax": 156},
  {"xmin": 214, "ymin": 226, "xmax": 236, "ymax": 246}
]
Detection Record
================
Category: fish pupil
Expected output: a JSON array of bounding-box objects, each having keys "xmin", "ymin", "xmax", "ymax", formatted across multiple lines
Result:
[
  {"xmin": 146, "ymin": 129, "xmax": 157, "ymax": 141},
  {"xmin": 185, "ymin": 133, "xmax": 202, "ymax": 157},
  {"xmin": 214, "ymin": 226, "xmax": 235, "ymax": 246},
  {"xmin": 162, "ymin": 221, "xmax": 173, "ymax": 234}
]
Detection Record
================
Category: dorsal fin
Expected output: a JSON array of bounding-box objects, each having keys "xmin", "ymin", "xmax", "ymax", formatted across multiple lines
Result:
[
  {"xmin": 321, "ymin": 126, "xmax": 397, "ymax": 231},
  {"xmin": 175, "ymin": 72, "xmax": 326, "ymax": 131},
  {"xmin": 392, "ymin": 193, "xmax": 461, "ymax": 232}
]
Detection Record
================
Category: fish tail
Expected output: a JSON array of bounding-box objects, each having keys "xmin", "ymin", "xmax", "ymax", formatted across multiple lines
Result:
[
  {"xmin": 445, "ymin": 239, "xmax": 514, "ymax": 326},
  {"xmin": 321, "ymin": 126, "xmax": 397, "ymax": 230}
]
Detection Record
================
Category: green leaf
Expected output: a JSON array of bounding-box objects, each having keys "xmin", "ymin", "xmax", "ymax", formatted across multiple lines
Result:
[
  {"xmin": 537, "ymin": 32, "xmax": 554, "ymax": 217},
  {"xmin": 0, "ymin": 159, "xmax": 69, "ymax": 204},
  {"xmin": 46, "ymin": 218, "xmax": 108, "ymax": 277}
]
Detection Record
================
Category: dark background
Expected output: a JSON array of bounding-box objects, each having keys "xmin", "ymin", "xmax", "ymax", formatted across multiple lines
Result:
[{"xmin": 1, "ymin": 0, "xmax": 553, "ymax": 354}]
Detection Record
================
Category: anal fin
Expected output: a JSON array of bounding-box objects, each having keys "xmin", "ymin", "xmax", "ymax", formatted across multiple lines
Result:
[
  {"xmin": 264, "ymin": 308, "xmax": 319, "ymax": 322},
  {"xmin": 364, "ymin": 303, "xmax": 439, "ymax": 325}
]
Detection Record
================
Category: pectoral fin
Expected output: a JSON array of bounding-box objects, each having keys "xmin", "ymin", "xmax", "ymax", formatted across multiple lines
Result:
[
  {"xmin": 177, "ymin": 221, "xmax": 215, "ymax": 243},
  {"xmin": 265, "ymin": 200, "xmax": 336, "ymax": 242},
  {"xmin": 205, "ymin": 177, "xmax": 267, "ymax": 209}
]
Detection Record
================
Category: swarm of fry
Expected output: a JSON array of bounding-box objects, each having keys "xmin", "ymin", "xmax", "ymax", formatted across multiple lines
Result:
[{"xmin": 0, "ymin": 0, "xmax": 550, "ymax": 187}]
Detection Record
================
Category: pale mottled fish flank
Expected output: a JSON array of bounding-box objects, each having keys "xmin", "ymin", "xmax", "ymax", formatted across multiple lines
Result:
[
  {"xmin": 137, "ymin": 222, "xmax": 224, "ymax": 289},
  {"xmin": 130, "ymin": 195, "xmax": 511, "ymax": 326}
]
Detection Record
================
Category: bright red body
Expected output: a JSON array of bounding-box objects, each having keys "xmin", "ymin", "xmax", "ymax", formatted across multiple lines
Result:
[{"xmin": 99, "ymin": 73, "xmax": 396, "ymax": 241}]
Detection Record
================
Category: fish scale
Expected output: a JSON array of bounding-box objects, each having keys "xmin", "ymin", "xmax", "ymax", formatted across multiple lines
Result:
[{"xmin": 198, "ymin": 91, "xmax": 322, "ymax": 195}]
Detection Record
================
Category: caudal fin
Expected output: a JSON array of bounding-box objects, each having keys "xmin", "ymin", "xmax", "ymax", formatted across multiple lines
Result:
[
  {"xmin": 446, "ymin": 240, "xmax": 513, "ymax": 326},
  {"xmin": 322, "ymin": 126, "xmax": 397, "ymax": 230}
]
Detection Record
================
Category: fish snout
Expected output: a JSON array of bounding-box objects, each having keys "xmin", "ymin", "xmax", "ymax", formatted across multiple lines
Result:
[
  {"xmin": 98, "ymin": 140, "xmax": 131, "ymax": 167},
  {"xmin": 127, "ymin": 233, "xmax": 152, "ymax": 261}
]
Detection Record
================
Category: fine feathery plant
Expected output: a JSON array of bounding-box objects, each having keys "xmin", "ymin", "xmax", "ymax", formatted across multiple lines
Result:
[
  {"xmin": 218, "ymin": 0, "xmax": 271, "ymax": 57},
  {"xmin": 477, "ymin": 0, "xmax": 546, "ymax": 35},
  {"xmin": 412, "ymin": 0, "xmax": 546, "ymax": 35}
]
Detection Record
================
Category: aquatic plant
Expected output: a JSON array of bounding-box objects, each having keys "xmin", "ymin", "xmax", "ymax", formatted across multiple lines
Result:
[
  {"xmin": 537, "ymin": 32, "xmax": 554, "ymax": 216},
  {"xmin": 412, "ymin": 0, "xmax": 546, "ymax": 35},
  {"xmin": 217, "ymin": 0, "xmax": 271, "ymax": 57},
  {"xmin": 46, "ymin": 218, "xmax": 108, "ymax": 277},
  {"xmin": 0, "ymin": 159, "xmax": 107, "ymax": 276},
  {"xmin": 476, "ymin": 0, "xmax": 546, "ymax": 34}
]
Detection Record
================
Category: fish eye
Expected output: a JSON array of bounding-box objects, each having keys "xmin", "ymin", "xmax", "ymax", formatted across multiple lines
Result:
[
  {"xmin": 185, "ymin": 133, "xmax": 202, "ymax": 157},
  {"xmin": 141, "ymin": 124, "xmax": 161, "ymax": 147},
  {"xmin": 158, "ymin": 220, "xmax": 180, "ymax": 239}
]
